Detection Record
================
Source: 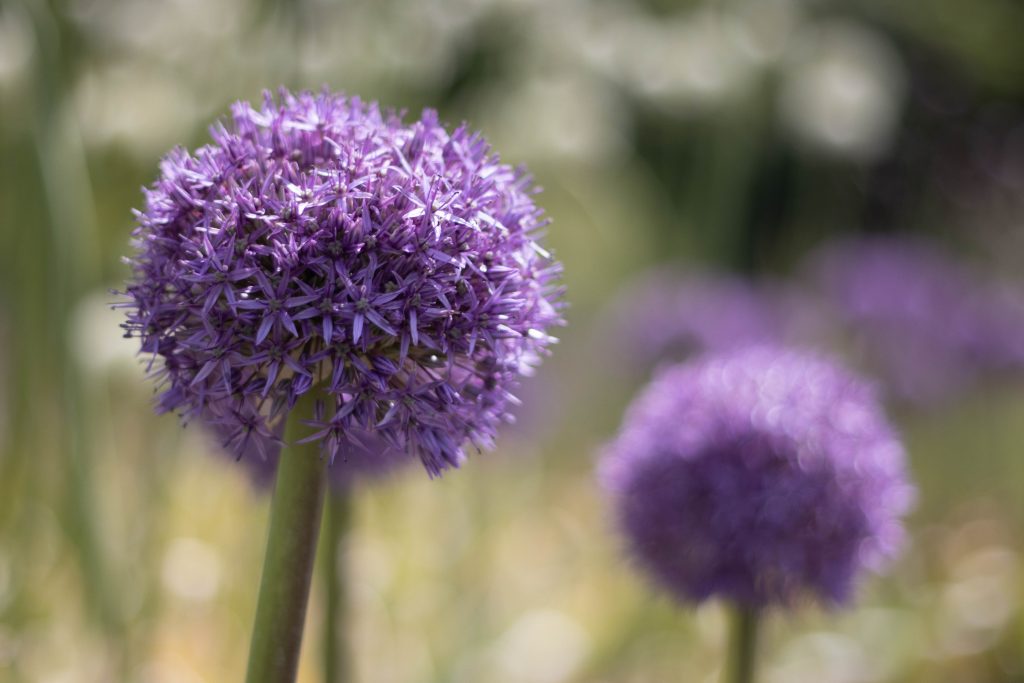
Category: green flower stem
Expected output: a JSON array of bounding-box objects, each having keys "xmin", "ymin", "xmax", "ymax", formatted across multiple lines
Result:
[
  {"xmin": 724, "ymin": 606, "xmax": 760, "ymax": 683},
  {"xmin": 246, "ymin": 403, "xmax": 328, "ymax": 683},
  {"xmin": 321, "ymin": 489, "xmax": 353, "ymax": 683}
]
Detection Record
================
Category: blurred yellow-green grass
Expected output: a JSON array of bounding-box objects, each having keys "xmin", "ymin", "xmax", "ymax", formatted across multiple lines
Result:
[{"xmin": 5, "ymin": 364, "xmax": 1024, "ymax": 682}]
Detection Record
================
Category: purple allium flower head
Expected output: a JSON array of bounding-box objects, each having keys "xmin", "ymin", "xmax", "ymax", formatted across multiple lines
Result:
[
  {"xmin": 601, "ymin": 346, "xmax": 914, "ymax": 608},
  {"xmin": 808, "ymin": 236, "xmax": 1024, "ymax": 405},
  {"xmin": 121, "ymin": 89, "xmax": 564, "ymax": 476},
  {"xmin": 605, "ymin": 271, "xmax": 783, "ymax": 370}
]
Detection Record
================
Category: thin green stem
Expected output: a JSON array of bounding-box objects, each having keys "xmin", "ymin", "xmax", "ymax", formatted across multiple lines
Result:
[
  {"xmin": 724, "ymin": 606, "xmax": 760, "ymax": 683},
  {"xmin": 246, "ymin": 400, "xmax": 328, "ymax": 683},
  {"xmin": 321, "ymin": 489, "xmax": 353, "ymax": 683}
]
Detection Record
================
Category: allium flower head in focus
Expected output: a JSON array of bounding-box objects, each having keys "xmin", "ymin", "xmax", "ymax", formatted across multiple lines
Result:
[
  {"xmin": 601, "ymin": 346, "xmax": 914, "ymax": 607},
  {"xmin": 122, "ymin": 89, "xmax": 564, "ymax": 476}
]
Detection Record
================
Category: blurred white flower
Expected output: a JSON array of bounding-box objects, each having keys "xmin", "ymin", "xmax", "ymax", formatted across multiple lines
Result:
[
  {"xmin": 19, "ymin": 618, "xmax": 112, "ymax": 683},
  {"xmin": 935, "ymin": 546, "xmax": 1019, "ymax": 655},
  {"xmin": 610, "ymin": 11, "xmax": 757, "ymax": 112},
  {"xmin": 0, "ymin": 6, "xmax": 32, "ymax": 89},
  {"xmin": 768, "ymin": 632, "xmax": 874, "ymax": 683},
  {"xmin": 299, "ymin": 1, "xmax": 472, "ymax": 91},
  {"xmin": 478, "ymin": 70, "xmax": 626, "ymax": 163},
  {"xmin": 726, "ymin": 0, "xmax": 803, "ymax": 66},
  {"xmin": 348, "ymin": 533, "xmax": 397, "ymax": 602},
  {"xmin": 492, "ymin": 610, "xmax": 590, "ymax": 683},
  {"xmin": 694, "ymin": 601, "xmax": 729, "ymax": 647},
  {"xmin": 541, "ymin": 4, "xmax": 757, "ymax": 112},
  {"xmin": 538, "ymin": 2, "xmax": 637, "ymax": 77},
  {"xmin": 843, "ymin": 608, "xmax": 923, "ymax": 681},
  {"xmin": 70, "ymin": 291, "xmax": 143, "ymax": 379},
  {"xmin": 68, "ymin": 0, "xmax": 245, "ymax": 59},
  {"xmin": 160, "ymin": 537, "xmax": 223, "ymax": 603},
  {"xmin": 779, "ymin": 21, "xmax": 906, "ymax": 162}
]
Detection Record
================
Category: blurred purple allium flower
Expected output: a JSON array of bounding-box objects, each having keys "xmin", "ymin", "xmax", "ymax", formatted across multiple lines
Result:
[
  {"xmin": 122, "ymin": 89, "xmax": 564, "ymax": 476},
  {"xmin": 606, "ymin": 271, "xmax": 783, "ymax": 370},
  {"xmin": 601, "ymin": 347, "xmax": 914, "ymax": 607},
  {"xmin": 808, "ymin": 236, "xmax": 1024, "ymax": 405}
]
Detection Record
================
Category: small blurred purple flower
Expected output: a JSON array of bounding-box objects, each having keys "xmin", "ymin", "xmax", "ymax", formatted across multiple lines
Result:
[
  {"xmin": 604, "ymin": 271, "xmax": 783, "ymax": 370},
  {"xmin": 121, "ymin": 89, "xmax": 564, "ymax": 476},
  {"xmin": 601, "ymin": 346, "xmax": 914, "ymax": 608},
  {"xmin": 807, "ymin": 236, "xmax": 1024, "ymax": 405}
]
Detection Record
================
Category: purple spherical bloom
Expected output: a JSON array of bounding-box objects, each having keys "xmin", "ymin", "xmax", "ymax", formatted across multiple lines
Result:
[
  {"xmin": 808, "ymin": 237, "xmax": 1024, "ymax": 405},
  {"xmin": 122, "ymin": 89, "xmax": 564, "ymax": 476},
  {"xmin": 601, "ymin": 347, "xmax": 914, "ymax": 608}
]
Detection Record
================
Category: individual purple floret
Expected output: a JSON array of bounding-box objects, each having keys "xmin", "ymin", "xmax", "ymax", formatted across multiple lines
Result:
[
  {"xmin": 808, "ymin": 236, "xmax": 1024, "ymax": 405},
  {"xmin": 601, "ymin": 347, "xmax": 914, "ymax": 607},
  {"xmin": 606, "ymin": 271, "xmax": 783, "ymax": 369},
  {"xmin": 122, "ymin": 89, "xmax": 564, "ymax": 476}
]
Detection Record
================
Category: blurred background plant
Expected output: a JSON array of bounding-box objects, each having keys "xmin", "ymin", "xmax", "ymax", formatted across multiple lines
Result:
[{"xmin": 1, "ymin": 0, "xmax": 1023, "ymax": 681}]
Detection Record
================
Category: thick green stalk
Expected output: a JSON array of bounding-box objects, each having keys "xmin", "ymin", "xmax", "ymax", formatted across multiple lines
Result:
[
  {"xmin": 321, "ymin": 490, "xmax": 353, "ymax": 683},
  {"xmin": 246, "ymin": 402, "xmax": 328, "ymax": 683},
  {"xmin": 724, "ymin": 607, "xmax": 760, "ymax": 683}
]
